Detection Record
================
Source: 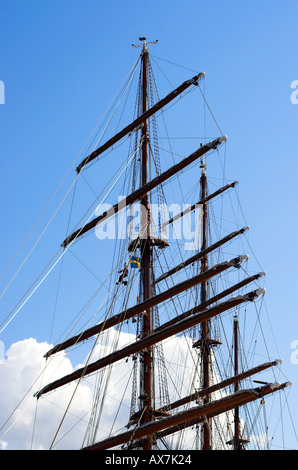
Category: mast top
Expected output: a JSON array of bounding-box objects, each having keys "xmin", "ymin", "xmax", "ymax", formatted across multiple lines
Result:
[
  {"xmin": 200, "ymin": 143, "xmax": 206, "ymax": 175},
  {"xmin": 132, "ymin": 37, "xmax": 158, "ymax": 52}
]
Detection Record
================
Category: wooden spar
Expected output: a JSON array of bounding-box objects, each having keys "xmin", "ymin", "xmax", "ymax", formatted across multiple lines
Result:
[
  {"xmin": 35, "ymin": 286, "xmax": 263, "ymax": 399},
  {"xmin": 81, "ymin": 381, "xmax": 291, "ymax": 450},
  {"xmin": 44, "ymin": 256, "xmax": 243, "ymax": 359},
  {"xmin": 75, "ymin": 73, "xmax": 205, "ymax": 173},
  {"xmin": 127, "ymin": 359, "xmax": 282, "ymax": 450},
  {"xmin": 61, "ymin": 135, "xmax": 227, "ymax": 247},
  {"xmin": 155, "ymin": 271, "xmax": 265, "ymax": 332},
  {"xmin": 135, "ymin": 382, "xmax": 291, "ymax": 449},
  {"xmin": 155, "ymin": 226, "xmax": 248, "ymax": 284},
  {"xmin": 158, "ymin": 359, "xmax": 282, "ymax": 413},
  {"xmin": 164, "ymin": 181, "xmax": 239, "ymax": 227}
]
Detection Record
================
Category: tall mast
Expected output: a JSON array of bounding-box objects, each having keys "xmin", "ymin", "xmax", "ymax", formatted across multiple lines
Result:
[
  {"xmin": 229, "ymin": 314, "xmax": 250, "ymax": 449},
  {"xmin": 233, "ymin": 314, "xmax": 241, "ymax": 449},
  {"xmin": 199, "ymin": 153, "xmax": 211, "ymax": 450},
  {"xmin": 139, "ymin": 36, "xmax": 153, "ymax": 450}
]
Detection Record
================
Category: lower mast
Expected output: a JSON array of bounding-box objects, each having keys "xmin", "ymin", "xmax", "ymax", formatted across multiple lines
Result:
[{"xmin": 199, "ymin": 154, "xmax": 211, "ymax": 450}]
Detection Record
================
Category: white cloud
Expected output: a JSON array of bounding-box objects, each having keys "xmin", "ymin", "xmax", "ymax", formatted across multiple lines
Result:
[
  {"xmin": 0, "ymin": 331, "xmax": 147, "ymax": 449},
  {"xmin": 0, "ymin": 331, "xmax": 241, "ymax": 450},
  {"xmin": 0, "ymin": 337, "xmax": 93, "ymax": 449}
]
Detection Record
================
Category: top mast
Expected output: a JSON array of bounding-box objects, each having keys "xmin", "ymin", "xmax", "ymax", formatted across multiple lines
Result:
[
  {"xmin": 136, "ymin": 36, "xmax": 157, "ymax": 451},
  {"xmin": 139, "ymin": 37, "xmax": 152, "ymax": 450}
]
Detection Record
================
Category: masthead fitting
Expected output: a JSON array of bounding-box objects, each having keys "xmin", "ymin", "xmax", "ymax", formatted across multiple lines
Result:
[{"xmin": 132, "ymin": 38, "xmax": 158, "ymax": 50}]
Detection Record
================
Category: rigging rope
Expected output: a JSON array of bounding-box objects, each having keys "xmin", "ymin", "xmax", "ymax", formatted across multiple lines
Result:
[
  {"xmin": 0, "ymin": 139, "xmax": 142, "ymax": 336},
  {"xmin": 0, "ymin": 55, "xmax": 141, "ymax": 328}
]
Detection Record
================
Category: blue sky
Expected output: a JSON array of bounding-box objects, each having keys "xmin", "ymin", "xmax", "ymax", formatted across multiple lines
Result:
[{"xmin": 0, "ymin": 0, "xmax": 298, "ymax": 449}]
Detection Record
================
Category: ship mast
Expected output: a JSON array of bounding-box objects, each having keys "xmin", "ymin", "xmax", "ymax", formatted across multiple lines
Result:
[
  {"xmin": 139, "ymin": 36, "xmax": 153, "ymax": 450},
  {"xmin": 227, "ymin": 314, "xmax": 250, "ymax": 449},
  {"xmin": 233, "ymin": 314, "xmax": 241, "ymax": 449},
  {"xmin": 199, "ymin": 154, "xmax": 211, "ymax": 449}
]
